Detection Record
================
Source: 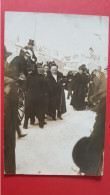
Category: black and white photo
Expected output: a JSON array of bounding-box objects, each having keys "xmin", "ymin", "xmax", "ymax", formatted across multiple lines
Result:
[{"xmin": 4, "ymin": 12, "xmax": 109, "ymax": 175}]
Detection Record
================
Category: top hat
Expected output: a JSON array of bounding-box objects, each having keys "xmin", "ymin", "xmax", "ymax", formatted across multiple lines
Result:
[
  {"xmin": 28, "ymin": 39, "xmax": 35, "ymax": 46},
  {"xmin": 4, "ymin": 46, "xmax": 12, "ymax": 58}
]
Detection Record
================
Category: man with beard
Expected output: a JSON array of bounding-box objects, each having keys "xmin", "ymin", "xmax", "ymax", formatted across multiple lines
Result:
[
  {"xmin": 48, "ymin": 63, "xmax": 67, "ymax": 120},
  {"xmin": 23, "ymin": 63, "xmax": 50, "ymax": 129},
  {"xmin": 70, "ymin": 64, "xmax": 90, "ymax": 110}
]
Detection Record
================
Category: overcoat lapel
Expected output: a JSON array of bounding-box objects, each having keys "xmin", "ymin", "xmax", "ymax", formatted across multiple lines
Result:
[{"xmin": 50, "ymin": 74, "xmax": 57, "ymax": 84}]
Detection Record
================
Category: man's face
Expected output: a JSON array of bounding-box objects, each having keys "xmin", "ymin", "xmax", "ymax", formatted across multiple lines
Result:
[
  {"xmin": 37, "ymin": 66, "xmax": 43, "ymax": 75},
  {"xmin": 28, "ymin": 45, "xmax": 34, "ymax": 50},
  {"xmin": 51, "ymin": 66, "xmax": 58, "ymax": 75},
  {"xmin": 44, "ymin": 66, "xmax": 49, "ymax": 73},
  {"xmin": 24, "ymin": 55, "xmax": 30, "ymax": 61}
]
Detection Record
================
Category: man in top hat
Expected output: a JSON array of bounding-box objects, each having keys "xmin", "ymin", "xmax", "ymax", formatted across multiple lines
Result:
[
  {"xmin": 19, "ymin": 39, "xmax": 37, "ymax": 72},
  {"xmin": 24, "ymin": 39, "xmax": 37, "ymax": 63}
]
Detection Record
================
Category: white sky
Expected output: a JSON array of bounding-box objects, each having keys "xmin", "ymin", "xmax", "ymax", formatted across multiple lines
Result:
[{"xmin": 4, "ymin": 12, "xmax": 109, "ymax": 58}]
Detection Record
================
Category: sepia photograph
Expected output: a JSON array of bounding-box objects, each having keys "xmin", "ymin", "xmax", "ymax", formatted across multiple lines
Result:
[{"xmin": 4, "ymin": 12, "xmax": 109, "ymax": 175}]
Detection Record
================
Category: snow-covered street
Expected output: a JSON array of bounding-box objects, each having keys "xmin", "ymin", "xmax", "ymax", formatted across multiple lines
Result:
[{"xmin": 16, "ymin": 94, "xmax": 96, "ymax": 175}]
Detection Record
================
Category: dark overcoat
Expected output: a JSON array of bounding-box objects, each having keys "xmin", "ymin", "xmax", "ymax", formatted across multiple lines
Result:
[
  {"xmin": 24, "ymin": 72, "xmax": 51, "ymax": 121},
  {"xmin": 48, "ymin": 71, "xmax": 66, "ymax": 117},
  {"xmin": 71, "ymin": 72, "xmax": 89, "ymax": 110}
]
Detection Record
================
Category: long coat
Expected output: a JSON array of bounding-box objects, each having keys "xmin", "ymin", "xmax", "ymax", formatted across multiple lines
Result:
[
  {"xmin": 71, "ymin": 72, "xmax": 89, "ymax": 110},
  {"xmin": 48, "ymin": 71, "xmax": 66, "ymax": 117},
  {"xmin": 4, "ymin": 76, "xmax": 18, "ymax": 174},
  {"xmin": 24, "ymin": 72, "xmax": 51, "ymax": 123}
]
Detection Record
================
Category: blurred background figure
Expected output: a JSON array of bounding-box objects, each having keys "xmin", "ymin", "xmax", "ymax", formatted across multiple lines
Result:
[
  {"xmin": 4, "ymin": 46, "xmax": 17, "ymax": 174},
  {"xmin": 4, "ymin": 45, "xmax": 12, "ymax": 73},
  {"xmin": 66, "ymin": 71, "xmax": 74, "ymax": 100},
  {"xmin": 70, "ymin": 64, "xmax": 90, "ymax": 110},
  {"xmin": 72, "ymin": 86, "xmax": 106, "ymax": 175}
]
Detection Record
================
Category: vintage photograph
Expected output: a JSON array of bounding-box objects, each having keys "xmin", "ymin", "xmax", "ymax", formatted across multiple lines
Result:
[{"xmin": 4, "ymin": 12, "xmax": 109, "ymax": 175}]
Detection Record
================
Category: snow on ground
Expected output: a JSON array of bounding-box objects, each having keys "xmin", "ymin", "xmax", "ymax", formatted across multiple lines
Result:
[{"xmin": 16, "ymin": 92, "xmax": 96, "ymax": 175}]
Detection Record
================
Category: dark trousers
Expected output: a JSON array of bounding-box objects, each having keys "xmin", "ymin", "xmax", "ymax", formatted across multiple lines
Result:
[
  {"xmin": 4, "ymin": 139, "xmax": 16, "ymax": 174},
  {"xmin": 67, "ymin": 89, "xmax": 72, "ymax": 99}
]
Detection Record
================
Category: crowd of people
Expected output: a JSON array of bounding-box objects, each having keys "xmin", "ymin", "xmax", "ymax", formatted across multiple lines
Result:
[{"xmin": 4, "ymin": 39, "xmax": 107, "ymax": 175}]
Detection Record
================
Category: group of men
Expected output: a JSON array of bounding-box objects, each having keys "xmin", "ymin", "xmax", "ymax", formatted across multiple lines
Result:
[
  {"xmin": 4, "ymin": 40, "xmax": 68, "ymax": 174},
  {"xmin": 4, "ymin": 39, "xmax": 107, "ymax": 175},
  {"xmin": 23, "ymin": 62, "xmax": 67, "ymax": 129}
]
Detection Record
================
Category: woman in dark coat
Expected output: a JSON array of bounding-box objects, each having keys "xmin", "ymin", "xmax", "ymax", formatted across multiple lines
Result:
[{"xmin": 70, "ymin": 65, "xmax": 89, "ymax": 110}]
